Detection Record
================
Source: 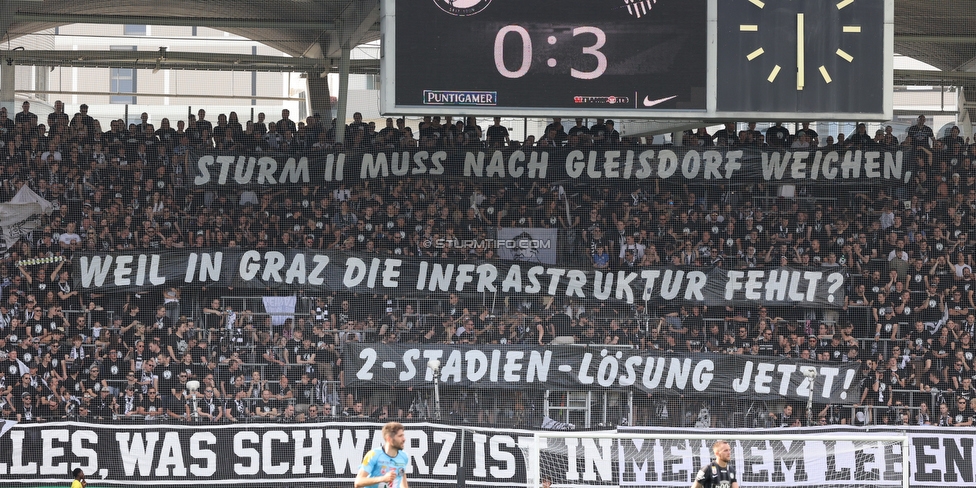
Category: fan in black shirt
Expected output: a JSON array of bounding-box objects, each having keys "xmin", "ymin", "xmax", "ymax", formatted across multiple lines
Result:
[
  {"xmin": 118, "ymin": 387, "xmax": 141, "ymax": 417},
  {"xmin": 92, "ymin": 389, "xmax": 116, "ymax": 419},
  {"xmin": 253, "ymin": 389, "xmax": 279, "ymax": 418},
  {"xmin": 224, "ymin": 388, "xmax": 251, "ymax": 422}
]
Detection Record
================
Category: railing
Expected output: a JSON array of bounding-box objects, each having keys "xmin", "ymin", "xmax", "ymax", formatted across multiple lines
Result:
[{"xmin": 544, "ymin": 390, "xmax": 633, "ymax": 428}]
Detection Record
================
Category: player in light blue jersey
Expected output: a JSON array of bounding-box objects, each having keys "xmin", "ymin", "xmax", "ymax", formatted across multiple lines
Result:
[{"xmin": 355, "ymin": 421, "xmax": 410, "ymax": 488}]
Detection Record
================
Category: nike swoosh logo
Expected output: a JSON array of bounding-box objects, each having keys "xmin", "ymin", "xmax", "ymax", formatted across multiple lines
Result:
[{"xmin": 643, "ymin": 95, "xmax": 677, "ymax": 107}]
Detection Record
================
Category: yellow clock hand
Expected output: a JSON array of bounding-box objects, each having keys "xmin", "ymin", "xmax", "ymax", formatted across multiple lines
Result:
[{"xmin": 797, "ymin": 13, "xmax": 805, "ymax": 90}]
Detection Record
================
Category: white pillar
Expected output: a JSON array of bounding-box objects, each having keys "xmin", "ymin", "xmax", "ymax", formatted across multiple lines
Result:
[
  {"xmin": 672, "ymin": 130, "xmax": 684, "ymax": 146},
  {"xmin": 0, "ymin": 62, "xmax": 15, "ymax": 114},
  {"xmin": 0, "ymin": 2, "xmax": 15, "ymax": 112},
  {"xmin": 334, "ymin": 47, "xmax": 351, "ymax": 145}
]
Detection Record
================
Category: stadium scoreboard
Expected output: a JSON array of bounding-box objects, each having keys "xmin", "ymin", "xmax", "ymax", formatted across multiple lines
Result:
[{"xmin": 380, "ymin": 0, "xmax": 893, "ymax": 121}]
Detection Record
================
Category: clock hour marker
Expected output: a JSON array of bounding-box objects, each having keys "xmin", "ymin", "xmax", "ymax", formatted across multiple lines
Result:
[
  {"xmin": 749, "ymin": 0, "xmax": 765, "ymax": 8},
  {"xmin": 746, "ymin": 47, "xmax": 764, "ymax": 61},
  {"xmin": 739, "ymin": 25, "xmax": 758, "ymax": 31},
  {"xmin": 836, "ymin": 49, "xmax": 854, "ymax": 62},
  {"xmin": 837, "ymin": 0, "xmax": 853, "ymax": 9},
  {"xmin": 548, "ymin": 58, "xmax": 557, "ymax": 67},
  {"xmin": 843, "ymin": 26, "xmax": 861, "ymax": 33},
  {"xmin": 819, "ymin": 66, "xmax": 833, "ymax": 83},
  {"xmin": 548, "ymin": 36, "xmax": 557, "ymax": 45},
  {"xmin": 768, "ymin": 65, "xmax": 781, "ymax": 82}
]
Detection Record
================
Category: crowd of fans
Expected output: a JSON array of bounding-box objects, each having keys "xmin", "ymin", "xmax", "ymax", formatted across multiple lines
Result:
[{"xmin": 1, "ymin": 99, "xmax": 976, "ymax": 428}]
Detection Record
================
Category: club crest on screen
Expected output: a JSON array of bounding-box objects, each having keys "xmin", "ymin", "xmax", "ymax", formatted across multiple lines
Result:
[{"xmin": 433, "ymin": 0, "xmax": 492, "ymax": 17}]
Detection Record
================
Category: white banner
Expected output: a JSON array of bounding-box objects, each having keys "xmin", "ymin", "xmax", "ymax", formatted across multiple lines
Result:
[
  {"xmin": 0, "ymin": 422, "xmax": 969, "ymax": 487},
  {"xmin": 612, "ymin": 426, "xmax": 965, "ymax": 488}
]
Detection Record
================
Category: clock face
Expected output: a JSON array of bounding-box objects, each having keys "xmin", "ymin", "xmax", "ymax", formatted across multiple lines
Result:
[{"xmin": 716, "ymin": 0, "xmax": 886, "ymax": 115}]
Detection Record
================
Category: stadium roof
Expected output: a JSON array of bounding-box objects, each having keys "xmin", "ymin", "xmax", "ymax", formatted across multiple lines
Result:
[
  {"xmin": 2, "ymin": 0, "xmax": 975, "ymax": 118},
  {"xmin": 893, "ymin": 0, "xmax": 976, "ymax": 74},
  {"xmin": 1, "ymin": 0, "xmax": 380, "ymax": 75}
]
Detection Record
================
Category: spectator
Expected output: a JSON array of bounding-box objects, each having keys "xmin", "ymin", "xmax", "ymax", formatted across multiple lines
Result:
[
  {"xmin": 769, "ymin": 404, "xmax": 795, "ymax": 427},
  {"xmin": 253, "ymin": 388, "xmax": 279, "ymax": 418},
  {"xmin": 907, "ymin": 114, "xmax": 935, "ymax": 150},
  {"xmin": 952, "ymin": 396, "xmax": 974, "ymax": 426},
  {"xmin": 766, "ymin": 122, "xmax": 791, "ymax": 148},
  {"xmin": 591, "ymin": 244, "xmax": 610, "ymax": 269},
  {"xmin": 15, "ymin": 101, "xmax": 35, "ymax": 127},
  {"xmin": 5, "ymin": 103, "xmax": 976, "ymax": 429},
  {"xmin": 485, "ymin": 117, "xmax": 510, "ymax": 148}
]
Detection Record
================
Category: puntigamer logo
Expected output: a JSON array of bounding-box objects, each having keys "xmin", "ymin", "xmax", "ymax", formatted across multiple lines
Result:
[{"xmin": 433, "ymin": 0, "xmax": 492, "ymax": 17}]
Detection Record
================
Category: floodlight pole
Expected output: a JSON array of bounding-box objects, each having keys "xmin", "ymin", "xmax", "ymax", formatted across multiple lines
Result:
[
  {"xmin": 805, "ymin": 369, "xmax": 818, "ymax": 426},
  {"xmin": 190, "ymin": 392, "xmax": 200, "ymax": 421},
  {"xmin": 428, "ymin": 359, "xmax": 441, "ymax": 420},
  {"xmin": 433, "ymin": 372, "xmax": 441, "ymax": 420}
]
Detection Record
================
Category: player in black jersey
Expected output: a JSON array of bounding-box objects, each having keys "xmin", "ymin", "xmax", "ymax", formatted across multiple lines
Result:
[{"xmin": 691, "ymin": 440, "xmax": 739, "ymax": 488}]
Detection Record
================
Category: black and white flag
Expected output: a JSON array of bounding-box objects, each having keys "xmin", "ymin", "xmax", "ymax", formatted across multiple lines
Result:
[
  {"xmin": 0, "ymin": 185, "xmax": 54, "ymax": 249},
  {"xmin": 0, "ymin": 419, "xmax": 16, "ymax": 439}
]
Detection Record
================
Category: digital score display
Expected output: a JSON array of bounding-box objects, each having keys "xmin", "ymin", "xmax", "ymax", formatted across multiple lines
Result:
[
  {"xmin": 383, "ymin": 0, "xmax": 708, "ymax": 117},
  {"xmin": 381, "ymin": 0, "xmax": 892, "ymax": 120}
]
